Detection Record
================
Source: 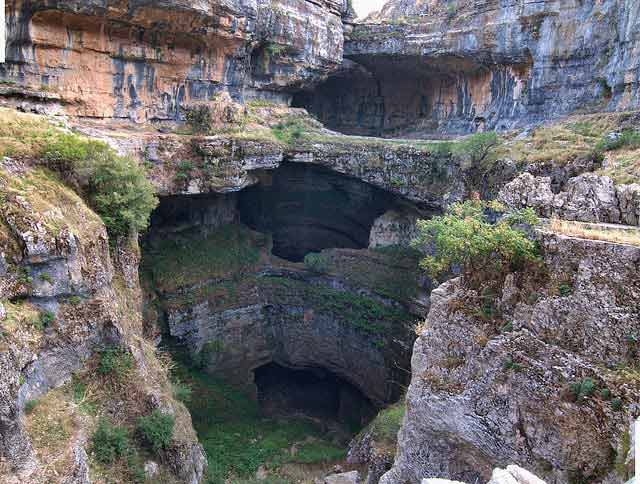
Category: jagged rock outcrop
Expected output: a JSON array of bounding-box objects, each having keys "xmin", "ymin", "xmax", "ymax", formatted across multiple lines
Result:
[
  {"xmin": 381, "ymin": 231, "xmax": 639, "ymax": 483},
  {"xmin": 421, "ymin": 465, "xmax": 546, "ymax": 484},
  {"xmin": 296, "ymin": 0, "xmax": 640, "ymax": 136},
  {"xmin": 0, "ymin": 159, "xmax": 205, "ymax": 483},
  {"xmin": 2, "ymin": 0, "xmax": 349, "ymax": 120},
  {"xmin": 498, "ymin": 172, "xmax": 640, "ymax": 225}
]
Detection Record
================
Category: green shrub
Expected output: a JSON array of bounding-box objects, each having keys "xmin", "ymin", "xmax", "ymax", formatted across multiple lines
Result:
[
  {"xmin": 136, "ymin": 410, "xmax": 175, "ymax": 453},
  {"xmin": 39, "ymin": 272, "xmax": 53, "ymax": 283},
  {"xmin": 596, "ymin": 129, "xmax": 640, "ymax": 152},
  {"xmin": 38, "ymin": 310, "xmax": 55, "ymax": 329},
  {"xmin": 369, "ymin": 402, "xmax": 405, "ymax": 442},
  {"xmin": 172, "ymin": 381, "xmax": 192, "ymax": 403},
  {"xmin": 411, "ymin": 200, "xmax": 540, "ymax": 280},
  {"xmin": 42, "ymin": 133, "xmax": 157, "ymax": 238},
  {"xmin": 175, "ymin": 160, "xmax": 194, "ymax": 181},
  {"xmin": 503, "ymin": 358, "xmax": 523, "ymax": 372},
  {"xmin": 272, "ymin": 119, "xmax": 306, "ymax": 145},
  {"xmin": 611, "ymin": 398, "xmax": 623, "ymax": 411},
  {"xmin": 24, "ymin": 399, "xmax": 38, "ymax": 414},
  {"xmin": 600, "ymin": 388, "xmax": 611, "ymax": 400},
  {"xmin": 451, "ymin": 131, "xmax": 499, "ymax": 168},
  {"xmin": 184, "ymin": 105, "xmax": 212, "ymax": 134},
  {"xmin": 303, "ymin": 252, "xmax": 329, "ymax": 273},
  {"xmin": 97, "ymin": 347, "xmax": 134, "ymax": 379},
  {"xmin": 558, "ymin": 283, "xmax": 573, "ymax": 297},
  {"xmin": 91, "ymin": 418, "xmax": 131, "ymax": 464},
  {"xmin": 569, "ymin": 378, "xmax": 597, "ymax": 403}
]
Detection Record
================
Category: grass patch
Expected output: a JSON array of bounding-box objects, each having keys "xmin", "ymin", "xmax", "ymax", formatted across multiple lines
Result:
[
  {"xmin": 171, "ymin": 362, "xmax": 346, "ymax": 484},
  {"xmin": 548, "ymin": 219, "xmax": 640, "ymax": 246},
  {"xmin": 136, "ymin": 409, "xmax": 175, "ymax": 453},
  {"xmin": 366, "ymin": 401, "xmax": 405, "ymax": 445},
  {"xmin": 143, "ymin": 224, "xmax": 264, "ymax": 293}
]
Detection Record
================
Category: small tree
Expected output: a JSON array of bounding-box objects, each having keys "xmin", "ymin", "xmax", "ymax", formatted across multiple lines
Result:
[
  {"xmin": 451, "ymin": 131, "xmax": 499, "ymax": 169},
  {"xmin": 411, "ymin": 200, "xmax": 540, "ymax": 281}
]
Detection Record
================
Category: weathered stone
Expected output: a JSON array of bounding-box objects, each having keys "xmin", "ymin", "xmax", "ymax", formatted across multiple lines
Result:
[
  {"xmin": 325, "ymin": 470, "xmax": 360, "ymax": 484},
  {"xmin": 381, "ymin": 232, "xmax": 640, "ymax": 483},
  {"xmin": 499, "ymin": 173, "xmax": 640, "ymax": 226}
]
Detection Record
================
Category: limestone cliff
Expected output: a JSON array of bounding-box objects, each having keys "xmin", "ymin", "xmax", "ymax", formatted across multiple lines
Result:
[
  {"xmin": 0, "ymin": 157, "xmax": 205, "ymax": 483},
  {"xmin": 297, "ymin": 0, "xmax": 640, "ymax": 136},
  {"xmin": 380, "ymin": 231, "xmax": 639, "ymax": 483}
]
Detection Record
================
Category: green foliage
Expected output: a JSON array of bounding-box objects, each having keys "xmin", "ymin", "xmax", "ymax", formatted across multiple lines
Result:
[
  {"xmin": 67, "ymin": 295, "xmax": 82, "ymax": 305},
  {"xmin": 91, "ymin": 418, "xmax": 131, "ymax": 464},
  {"xmin": 38, "ymin": 310, "xmax": 55, "ymax": 329},
  {"xmin": 175, "ymin": 160, "xmax": 195, "ymax": 181},
  {"xmin": 502, "ymin": 207, "xmax": 540, "ymax": 226},
  {"xmin": 184, "ymin": 105, "xmax": 213, "ymax": 134},
  {"xmin": 41, "ymin": 133, "xmax": 158, "ymax": 238},
  {"xmin": 600, "ymin": 388, "xmax": 611, "ymax": 400},
  {"xmin": 412, "ymin": 200, "xmax": 540, "ymax": 280},
  {"xmin": 303, "ymin": 252, "xmax": 329, "ymax": 273},
  {"xmin": 290, "ymin": 441, "xmax": 346, "ymax": 463},
  {"xmin": 172, "ymin": 381, "xmax": 193, "ymax": 403},
  {"xmin": 558, "ymin": 283, "xmax": 573, "ymax": 297},
  {"xmin": 168, "ymin": 362, "xmax": 347, "ymax": 484},
  {"xmin": 596, "ymin": 129, "xmax": 640, "ymax": 152},
  {"xmin": 39, "ymin": 272, "xmax": 53, "ymax": 283},
  {"xmin": 611, "ymin": 398, "xmax": 623, "ymax": 411},
  {"xmin": 503, "ymin": 358, "xmax": 523, "ymax": 372},
  {"xmin": 265, "ymin": 43, "xmax": 288, "ymax": 57},
  {"xmin": 447, "ymin": 2, "xmax": 457, "ymax": 17},
  {"xmin": 569, "ymin": 378, "xmax": 596, "ymax": 403},
  {"xmin": 271, "ymin": 119, "xmax": 306, "ymax": 145},
  {"xmin": 451, "ymin": 131, "xmax": 499, "ymax": 168},
  {"xmin": 368, "ymin": 401, "xmax": 405, "ymax": 443},
  {"xmin": 24, "ymin": 399, "xmax": 38, "ymax": 414},
  {"xmin": 136, "ymin": 410, "xmax": 175, "ymax": 453},
  {"xmin": 97, "ymin": 347, "xmax": 134, "ymax": 379}
]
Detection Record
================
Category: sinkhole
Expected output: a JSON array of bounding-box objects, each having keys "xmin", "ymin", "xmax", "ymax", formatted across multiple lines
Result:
[
  {"xmin": 238, "ymin": 162, "xmax": 404, "ymax": 262},
  {"xmin": 254, "ymin": 362, "xmax": 376, "ymax": 432}
]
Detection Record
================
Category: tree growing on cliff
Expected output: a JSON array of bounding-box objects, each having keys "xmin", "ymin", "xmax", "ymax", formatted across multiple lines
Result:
[
  {"xmin": 411, "ymin": 200, "xmax": 540, "ymax": 281},
  {"xmin": 451, "ymin": 131, "xmax": 499, "ymax": 169}
]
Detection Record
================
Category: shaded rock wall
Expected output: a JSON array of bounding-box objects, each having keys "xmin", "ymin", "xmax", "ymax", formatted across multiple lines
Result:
[
  {"xmin": 297, "ymin": 0, "xmax": 640, "ymax": 136},
  {"xmin": 2, "ymin": 0, "xmax": 348, "ymax": 120},
  {"xmin": 381, "ymin": 232, "xmax": 640, "ymax": 483}
]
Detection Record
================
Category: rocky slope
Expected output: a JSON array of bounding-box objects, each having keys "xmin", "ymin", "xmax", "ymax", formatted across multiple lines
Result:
[
  {"xmin": 380, "ymin": 231, "xmax": 639, "ymax": 483},
  {"xmin": 0, "ymin": 157, "xmax": 205, "ymax": 482}
]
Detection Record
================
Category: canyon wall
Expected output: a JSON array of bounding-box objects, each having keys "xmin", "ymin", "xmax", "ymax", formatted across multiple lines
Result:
[
  {"xmin": 2, "ymin": 0, "xmax": 350, "ymax": 120},
  {"xmin": 298, "ymin": 0, "xmax": 640, "ymax": 136}
]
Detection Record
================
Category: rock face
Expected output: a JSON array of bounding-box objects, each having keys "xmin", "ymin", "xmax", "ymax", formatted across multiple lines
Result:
[
  {"xmin": 499, "ymin": 172, "xmax": 640, "ymax": 225},
  {"xmin": 296, "ymin": 0, "xmax": 640, "ymax": 136},
  {"xmin": 0, "ymin": 159, "xmax": 205, "ymax": 483},
  {"xmin": 381, "ymin": 231, "xmax": 639, "ymax": 483},
  {"xmin": 2, "ymin": 0, "xmax": 349, "ymax": 120}
]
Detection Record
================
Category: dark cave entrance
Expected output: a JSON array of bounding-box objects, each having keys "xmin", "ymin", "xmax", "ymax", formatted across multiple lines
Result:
[
  {"xmin": 254, "ymin": 362, "xmax": 377, "ymax": 432},
  {"xmin": 238, "ymin": 162, "xmax": 402, "ymax": 262}
]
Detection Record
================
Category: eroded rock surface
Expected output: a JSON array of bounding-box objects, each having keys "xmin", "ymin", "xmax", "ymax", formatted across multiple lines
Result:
[{"xmin": 381, "ymin": 232, "xmax": 640, "ymax": 483}]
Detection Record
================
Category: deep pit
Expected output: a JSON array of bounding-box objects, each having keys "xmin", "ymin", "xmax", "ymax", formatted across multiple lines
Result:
[{"xmin": 143, "ymin": 161, "xmax": 423, "ymax": 480}]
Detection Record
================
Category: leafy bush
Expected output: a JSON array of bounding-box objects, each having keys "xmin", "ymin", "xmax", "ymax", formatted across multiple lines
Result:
[
  {"xmin": 184, "ymin": 105, "xmax": 213, "ymax": 133},
  {"xmin": 411, "ymin": 200, "xmax": 540, "ymax": 280},
  {"xmin": 451, "ymin": 131, "xmax": 499, "ymax": 168},
  {"xmin": 303, "ymin": 252, "xmax": 329, "ymax": 273},
  {"xmin": 38, "ymin": 310, "xmax": 55, "ymax": 329},
  {"xmin": 596, "ymin": 129, "xmax": 640, "ymax": 152},
  {"xmin": 91, "ymin": 418, "xmax": 131, "ymax": 464},
  {"xmin": 136, "ymin": 410, "xmax": 175, "ymax": 453},
  {"xmin": 97, "ymin": 347, "xmax": 134, "ymax": 379},
  {"xmin": 611, "ymin": 398, "xmax": 623, "ymax": 411},
  {"xmin": 271, "ymin": 119, "xmax": 306, "ymax": 145},
  {"xmin": 569, "ymin": 378, "xmax": 596, "ymax": 403},
  {"xmin": 24, "ymin": 399, "xmax": 38, "ymax": 414},
  {"xmin": 42, "ymin": 133, "xmax": 157, "ymax": 238},
  {"xmin": 172, "ymin": 381, "xmax": 192, "ymax": 403}
]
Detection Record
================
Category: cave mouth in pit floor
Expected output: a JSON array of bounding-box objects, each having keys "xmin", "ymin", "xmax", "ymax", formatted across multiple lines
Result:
[
  {"xmin": 238, "ymin": 162, "xmax": 406, "ymax": 262},
  {"xmin": 254, "ymin": 362, "xmax": 377, "ymax": 432}
]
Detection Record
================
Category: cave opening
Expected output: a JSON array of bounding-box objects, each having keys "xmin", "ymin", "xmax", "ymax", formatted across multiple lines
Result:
[
  {"xmin": 293, "ymin": 55, "xmax": 530, "ymax": 137},
  {"xmin": 238, "ymin": 162, "xmax": 406, "ymax": 262},
  {"xmin": 254, "ymin": 362, "xmax": 377, "ymax": 433}
]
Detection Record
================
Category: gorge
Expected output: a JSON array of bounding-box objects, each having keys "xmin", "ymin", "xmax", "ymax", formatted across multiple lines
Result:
[{"xmin": 0, "ymin": 0, "xmax": 639, "ymax": 483}]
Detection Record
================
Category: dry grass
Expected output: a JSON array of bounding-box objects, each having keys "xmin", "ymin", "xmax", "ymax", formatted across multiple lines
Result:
[
  {"xmin": 497, "ymin": 113, "xmax": 621, "ymax": 166},
  {"xmin": 24, "ymin": 386, "xmax": 84, "ymax": 480},
  {"xmin": 0, "ymin": 107, "xmax": 66, "ymax": 158},
  {"xmin": 548, "ymin": 219, "xmax": 640, "ymax": 246},
  {"xmin": 598, "ymin": 148, "xmax": 640, "ymax": 184}
]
